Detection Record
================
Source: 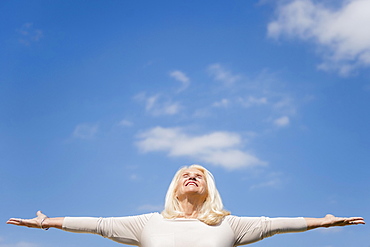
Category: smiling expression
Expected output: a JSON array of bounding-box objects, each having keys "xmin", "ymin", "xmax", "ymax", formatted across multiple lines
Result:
[{"xmin": 176, "ymin": 168, "xmax": 208, "ymax": 199}]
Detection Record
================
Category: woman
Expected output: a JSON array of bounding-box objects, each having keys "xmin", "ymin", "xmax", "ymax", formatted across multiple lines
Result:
[{"xmin": 7, "ymin": 164, "xmax": 365, "ymax": 246}]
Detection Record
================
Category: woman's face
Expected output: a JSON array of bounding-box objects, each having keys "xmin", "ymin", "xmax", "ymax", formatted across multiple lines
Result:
[{"xmin": 176, "ymin": 168, "xmax": 208, "ymax": 199}]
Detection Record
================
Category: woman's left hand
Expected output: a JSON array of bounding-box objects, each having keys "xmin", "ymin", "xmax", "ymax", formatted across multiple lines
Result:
[
  {"xmin": 306, "ymin": 214, "xmax": 365, "ymax": 230},
  {"xmin": 321, "ymin": 214, "xmax": 365, "ymax": 227},
  {"xmin": 7, "ymin": 211, "xmax": 48, "ymax": 229}
]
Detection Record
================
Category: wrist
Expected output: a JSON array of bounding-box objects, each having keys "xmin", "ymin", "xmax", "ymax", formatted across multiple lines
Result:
[
  {"xmin": 40, "ymin": 217, "xmax": 50, "ymax": 230},
  {"xmin": 321, "ymin": 217, "xmax": 330, "ymax": 228}
]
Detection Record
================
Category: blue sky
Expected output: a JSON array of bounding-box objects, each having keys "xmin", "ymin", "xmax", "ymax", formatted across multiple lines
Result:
[{"xmin": 1, "ymin": 0, "xmax": 369, "ymax": 246}]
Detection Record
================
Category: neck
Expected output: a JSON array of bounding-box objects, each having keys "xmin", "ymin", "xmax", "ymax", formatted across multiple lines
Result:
[{"xmin": 177, "ymin": 195, "xmax": 205, "ymax": 218}]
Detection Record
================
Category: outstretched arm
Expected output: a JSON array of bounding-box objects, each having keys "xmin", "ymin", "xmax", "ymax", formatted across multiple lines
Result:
[
  {"xmin": 7, "ymin": 211, "xmax": 64, "ymax": 230},
  {"xmin": 305, "ymin": 214, "xmax": 365, "ymax": 230}
]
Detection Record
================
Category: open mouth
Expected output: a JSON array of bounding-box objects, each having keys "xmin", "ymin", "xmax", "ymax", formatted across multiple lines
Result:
[{"xmin": 185, "ymin": 181, "xmax": 198, "ymax": 187}]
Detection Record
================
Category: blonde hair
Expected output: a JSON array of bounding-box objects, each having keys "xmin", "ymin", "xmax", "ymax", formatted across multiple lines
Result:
[{"xmin": 161, "ymin": 164, "xmax": 230, "ymax": 225}]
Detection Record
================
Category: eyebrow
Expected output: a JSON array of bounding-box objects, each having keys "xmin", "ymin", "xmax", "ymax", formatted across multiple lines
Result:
[{"xmin": 182, "ymin": 172, "xmax": 203, "ymax": 176}]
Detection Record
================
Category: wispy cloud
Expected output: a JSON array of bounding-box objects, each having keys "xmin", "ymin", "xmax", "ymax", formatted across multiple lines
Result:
[
  {"xmin": 17, "ymin": 23, "xmax": 43, "ymax": 46},
  {"xmin": 136, "ymin": 126, "xmax": 266, "ymax": 169},
  {"xmin": 129, "ymin": 173, "xmax": 140, "ymax": 180},
  {"xmin": 238, "ymin": 96, "xmax": 268, "ymax": 108},
  {"xmin": 207, "ymin": 64, "xmax": 241, "ymax": 85},
  {"xmin": 169, "ymin": 70, "xmax": 190, "ymax": 92},
  {"xmin": 72, "ymin": 123, "xmax": 99, "ymax": 139},
  {"xmin": 212, "ymin": 98, "xmax": 230, "ymax": 108},
  {"xmin": 135, "ymin": 67, "xmax": 298, "ymax": 130},
  {"xmin": 273, "ymin": 96, "xmax": 296, "ymax": 115},
  {"xmin": 118, "ymin": 119, "xmax": 133, "ymax": 127},
  {"xmin": 268, "ymin": 0, "xmax": 370, "ymax": 75},
  {"xmin": 273, "ymin": 116, "xmax": 290, "ymax": 127},
  {"xmin": 135, "ymin": 93, "xmax": 181, "ymax": 116},
  {"xmin": 250, "ymin": 178, "xmax": 282, "ymax": 190},
  {"xmin": 249, "ymin": 172, "xmax": 284, "ymax": 190},
  {"xmin": 207, "ymin": 66, "xmax": 297, "ymax": 127}
]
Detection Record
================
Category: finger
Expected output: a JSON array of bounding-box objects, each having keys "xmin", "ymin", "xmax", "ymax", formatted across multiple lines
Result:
[
  {"xmin": 346, "ymin": 217, "xmax": 364, "ymax": 222},
  {"xmin": 350, "ymin": 217, "xmax": 364, "ymax": 221},
  {"xmin": 6, "ymin": 218, "xmax": 23, "ymax": 225},
  {"xmin": 6, "ymin": 218, "xmax": 18, "ymax": 222},
  {"xmin": 36, "ymin": 210, "xmax": 47, "ymax": 219},
  {"xmin": 6, "ymin": 219, "xmax": 16, "ymax": 224},
  {"xmin": 343, "ymin": 218, "xmax": 365, "ymax": 225},
  {"xmin": 350, "ymin": 220, "xmax": 365, "ymax": 225}
]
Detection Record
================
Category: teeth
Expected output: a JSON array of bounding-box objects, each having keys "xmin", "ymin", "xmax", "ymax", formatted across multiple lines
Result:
[{"xmin": 186, "ymin": 182, "xmax": 197, "ymax": 186}]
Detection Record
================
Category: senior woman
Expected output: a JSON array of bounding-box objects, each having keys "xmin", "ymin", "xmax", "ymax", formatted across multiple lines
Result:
[{"xmin": 7, "ymin": 164, "xmax": 365, "ymax": 246}]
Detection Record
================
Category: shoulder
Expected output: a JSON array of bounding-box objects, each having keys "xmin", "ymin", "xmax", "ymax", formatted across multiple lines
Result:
[
  {"xmin": 127, "ymin": 212, "xmax": 159, "ymax": 222},
  {"xmin": 101, "ymin": 212, "xmax": 160, "ymax": 224},
  {"xmin": 225, "ymin": 215, "xmax": 266, "ymax": 221},
  {"xmin": 139, "ymin": 212, "xmax": 160, "ymax": 218}
]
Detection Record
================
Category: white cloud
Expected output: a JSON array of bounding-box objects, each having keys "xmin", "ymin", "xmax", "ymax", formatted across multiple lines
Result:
[
  {"xmin": 135, "ymin": 92, "xmax": 181, "ymax": 116},
  {"xmin": 169, "ymin": 70, "xmax": 189, "ymax": 83},
  {"xmin": 73, "ymin": 123, "xmax": 99, "ymax": 139},
  {"xmin": 129, "ymin": 173, "xmax": 139, "ymax": 180},
  {"xmin": 238, "ymin": 96, "xmax": 268, "ymax": 108},
  {"xmin": 212, "ymin": 98, "xmax": 230, "ymax": 107},
  {"xmin": 274, "ymin": 116, "xmax": 290, "ymax": 127},
  {"xmin": 268, "ymin": 0, "xmax": 370, "ymax": 75},
  {"xmin": 17, "ymin": 23, "xmax": 43, "ymax": 46},
  {"xmin": 203, "ymin": 67, "xmax": 300, "ymax": 131},
  {"xmin": 118, "ymin": 119, "xmax": 133, "ymax": 127},
  {"xmin": 207, "ymin": 64, "xmax": 241, "ymax": 85},
  {"xmin": 169, "ymin": 70, "xmax": 190, "ymax": 92},
  {"xmin": 136, "ymin": 126, "xmax": 266, "ymax": 169},
  {"xmin": 161, "ymin": 102, "xmax": 181, "ymax": 115},
  {"xmin": 248, "ymin": 171, "xmax": 284, "ymax": 190},
  {"xmin": 250, "ymin": 177, "xmax": 281, "ymax": 190},
  {"xmin": 273, "ymin": 96, "xmax": 297, "ymax": 116}
]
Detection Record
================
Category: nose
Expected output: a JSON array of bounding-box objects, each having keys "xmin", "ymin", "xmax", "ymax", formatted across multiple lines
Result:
[{"xmin": 189, "ymin": 176, "xmax": 197, "ymax": 181}]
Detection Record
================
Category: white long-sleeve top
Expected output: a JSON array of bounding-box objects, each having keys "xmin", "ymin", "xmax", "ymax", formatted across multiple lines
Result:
[{"xmin": 63, "ymin": 212, "xmax": 307, "ymax": 247}]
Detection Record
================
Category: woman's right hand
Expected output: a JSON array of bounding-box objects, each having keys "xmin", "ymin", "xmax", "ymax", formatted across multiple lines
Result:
[{"xmin": 7, "ymin": 210, "xmax": 48, "ymax": 229}]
